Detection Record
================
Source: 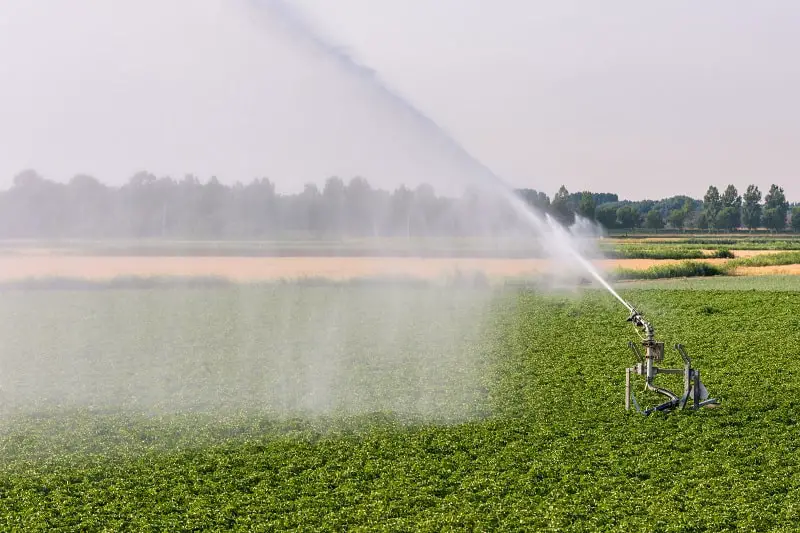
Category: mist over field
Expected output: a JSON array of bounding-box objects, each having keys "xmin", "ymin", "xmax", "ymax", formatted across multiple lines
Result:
[{"xmin": 0, "ymin": 286, "xmax": 500, "ymax": 422}]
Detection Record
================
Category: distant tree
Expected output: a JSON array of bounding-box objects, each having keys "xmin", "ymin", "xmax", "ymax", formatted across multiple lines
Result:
[
  {"xmin": 12, "ymin": 168, "xmax": 46, "ymax": 189},
  {"xmin": 576, "ymin": 191, "xmax": 596, "ymax": 221},
  {"xmin": 345, "ymin": 176, "xmax": 375, "ymax": 236},
  {"xmin": 297, "ymin": 182, "xmax": 323, "ymax": 236},
  {"xmin": 321, "ymin": 176, "xmax": 347, "ymax": 236},
  {"xmin": 536, "ymin": 191, "xmax": 551, "ymax": 211},
  {"xmin": 6, "ymin": 169, "xmax": 65, "ymax": 237},
  {"xmin": 656, "ymin": 195, "xmax": 696, "ymax": 214},
  {"xmin": 721, "ymin": 185, "xmax": 742, "ymax": 209},
  {"xmin": 696, "ymin": 211, "xmax": 709, "ymax": 231},
  {"xmin": 389, "ymin": 185, "xmax": 414, "ymax": 238},
  {"xmin": 667, "ymin": 208, "xmax": 687, "ymax": 230},
  {"xmin": 792, "ymin": 206, "xmax": 800, "ymax": 232},
  {"xmin": 703, "ymin": 185, "xmax": 722, "ymax": 229},
  {"xmin": 635, "ymin": 200, "xmax": 656, "ymax": 217},
  {"xmin": 120, "ymin": 171, "xmax": 162, "ymax": 237},
  {"xmin": 592, "ymin": 193, "xmax": 619, "ymax": 205},
  {"xmin": 550, "ymin": 185, "xmax": 575, "ymax": 226},
  {"xmin": 678, "ymin": 198, "xmax": 696, "ymax": 229},
  {"xmin": 197, "ymin": 176, "xmax": 229, "ymax": 237},
  {"xmin": 568, "ymin": 191, "xmax": 618, "ymax": 207},
  {"xmin": 595, "ymin": 204, "xmax": 618, "ymax": 230},
  {"xmin": 716, "ymin": 207, "xmax": 740, "ymax": 232},
  {"xmin": 65, "ymin": 174, "xmax": 111, "ymax": 237},
  {"xmin": 517, "ymin": 188, "xmax": 550, "ymax": 213},
  {"xmin": 410, "ymin": 183, "xmax": 439, "ymax": 236},
  {"xmin": 644, "ymin": 208, "xmax": 664, "ymax": 229},
  {"xmin": 719, "ymin": 185, "xmax": 742, "ymax": 230},
  {"xmin": 763, "ymin": 184, "xmax": 789, "ymax": 232},
  {"xmin": 742, "ymin": 185, "xmax": 762, "ymax": 230},
  {"xmin": 762, "ymin": 208, "xmax": 783, "ymax": 232},
  {"xmin": 616, "ymin": 205, "xmax": 640, "ymax": 230}
]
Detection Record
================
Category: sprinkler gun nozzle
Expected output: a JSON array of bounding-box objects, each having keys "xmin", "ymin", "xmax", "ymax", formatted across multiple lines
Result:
[{"xmin": 626, "ymin": 308, "xmax": 654, "ymax": 343}]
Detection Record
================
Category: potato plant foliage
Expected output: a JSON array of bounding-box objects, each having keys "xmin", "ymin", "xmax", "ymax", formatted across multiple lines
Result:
[{"xmin": 1, "ymin": 285, "xmax": 799, "ymax": 531}]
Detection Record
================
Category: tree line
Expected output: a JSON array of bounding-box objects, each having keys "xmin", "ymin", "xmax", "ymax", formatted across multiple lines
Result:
[
  {"xmin": 0, "ymin": 169, "xmax": 797, "ymax": 239},
  {"xmin": 538, "ymin": 183, "xmax": 797, "ymax": 233}
]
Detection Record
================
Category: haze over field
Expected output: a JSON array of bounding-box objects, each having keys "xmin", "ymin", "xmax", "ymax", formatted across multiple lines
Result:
[{"xmin": 1, "ymin": 0, "xmax": 799, "ymax": 199}]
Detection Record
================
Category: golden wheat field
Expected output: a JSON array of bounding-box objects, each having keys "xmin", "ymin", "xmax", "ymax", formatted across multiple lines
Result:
[
  {"xmin": 0, "ymin": 250, "xmax": 787, "ymax": 282},
  {"xmin": 0, "ymin": 255, "xmax": 628, "ymax": 282}
]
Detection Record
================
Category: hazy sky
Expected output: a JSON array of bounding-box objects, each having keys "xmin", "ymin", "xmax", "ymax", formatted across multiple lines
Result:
[{"xmin": 1, "ymin": 0, "xmax": 798, "ymax": 200}]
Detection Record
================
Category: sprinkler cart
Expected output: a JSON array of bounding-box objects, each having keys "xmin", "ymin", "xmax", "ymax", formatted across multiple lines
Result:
[{"xmin": 624, "ymin": 308, "xmax": 720, "ymax": 415}]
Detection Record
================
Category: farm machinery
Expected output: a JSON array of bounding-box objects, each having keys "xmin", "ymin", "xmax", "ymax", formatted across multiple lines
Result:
[{"xmin": 624, "ymin": 308, "xmax": 719, "ymax": 415}]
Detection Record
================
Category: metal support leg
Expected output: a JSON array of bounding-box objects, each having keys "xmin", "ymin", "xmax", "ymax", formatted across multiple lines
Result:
[
  {"xmin": 693, "ymin": 370, "xmax": 701, "ymax": 409},
  {"xmin": 679, "ymin": 359, "xmax": 691, "ymax": 409},
  {"xmin": 625, "ymin": 368, "xmax": 631, "ymax": 411}
]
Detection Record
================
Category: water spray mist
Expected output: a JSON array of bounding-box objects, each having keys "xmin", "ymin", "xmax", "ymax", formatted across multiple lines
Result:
[{"xmin": 253, "ymin": 0, "xmax": 719, "ymax": 415}]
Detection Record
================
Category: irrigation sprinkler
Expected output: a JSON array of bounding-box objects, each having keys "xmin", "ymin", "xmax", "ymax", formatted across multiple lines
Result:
[{"xmin": 624, "ymin": 308, "xmax": 719, "ymax": 415}]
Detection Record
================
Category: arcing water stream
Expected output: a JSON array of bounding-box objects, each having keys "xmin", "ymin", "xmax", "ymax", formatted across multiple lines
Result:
[{"xmin": 256, "ymin": 0, "xmax": 634, "ymax": 312}]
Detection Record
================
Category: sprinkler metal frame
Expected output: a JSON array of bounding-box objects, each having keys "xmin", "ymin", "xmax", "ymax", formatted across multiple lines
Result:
[{"xmin": 624, "ymin": 309, "xmax": 719, "ymax": 415}]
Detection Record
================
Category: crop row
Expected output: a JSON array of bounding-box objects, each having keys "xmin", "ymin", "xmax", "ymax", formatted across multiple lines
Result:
[
  {"xmin": 617, "ymin": 238, "xmax": 800, "ymax": 250},
  {"xmin": 601, "ymin": 245, "xmax": 734, "ymax": 259}
]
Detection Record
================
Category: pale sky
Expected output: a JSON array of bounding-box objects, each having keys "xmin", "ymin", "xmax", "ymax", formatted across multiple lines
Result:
[{"xmin": 0, "ymin": 0, "xmax": 798, "ymax": 200}]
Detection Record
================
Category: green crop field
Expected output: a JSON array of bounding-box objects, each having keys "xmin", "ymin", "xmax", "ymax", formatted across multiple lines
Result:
[{"xmin": 1, "ymin": 281, "xmax": 799, "ymax": 531}]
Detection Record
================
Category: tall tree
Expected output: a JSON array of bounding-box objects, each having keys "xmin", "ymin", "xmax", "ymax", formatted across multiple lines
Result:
[
  {"xmin": 763, "ymin": 184, "xmax": 789, "ymax": 232},
  {"xmin": 345, "ymin": 176, "xmax": 375, "ymax": 237},
  {"xmin": 410, "ymin": 183, "xmax": 439, "ymax": 236},
  {"xmin": 695, "ymin": 211, "xmax": 709, "ymax": 231},
  {"xmin": 741, "ymin": 185, "xmax": 762, "ymax": 230},
  {"xmin": 791, "ymin": 206, "xmax": 800, "ymax": 232},
  {"xmin": 721, "ymin": 185, "xmax": 742, "ymax": 209},
  {"xmin": 517, "ymin": 189, "xmax": 550, "ymax": 213},
  {"xmin": 389, "ymin": 185, "xmax": 414, "ymax": 238},
  {"xmin": 576, "ymin": 191, "xmax": 596, "ymax": 221},
  {"xmin": 550, "ymin": 185, "xmax": 575, "ymax": 226},
  {"xmin": 717, "ymin": 184, "xmax": 742, "ymax": 230},
  {"xmin": 321, "ymin": 176, "xmax": 347, "ymax": 237},
  {"xmin": 65, "ymin": 174, "xmax": 111, "ymax": 237},
  {"xmin": 703, "ymin": 185, "xmax": 722, "ymax": 229},
  {"xmin": 297, "ymin": 183, "xmax": 323, "ymax": 236}
]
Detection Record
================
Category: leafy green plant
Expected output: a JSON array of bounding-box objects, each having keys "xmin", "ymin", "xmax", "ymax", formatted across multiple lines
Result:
[
  {"xmin": 1, "ymin": 286, "xmax": 799, "ymax": 530},
  {"xmin": 712, "ymin": 247, "xmax": 735, "ymax": 258}
]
